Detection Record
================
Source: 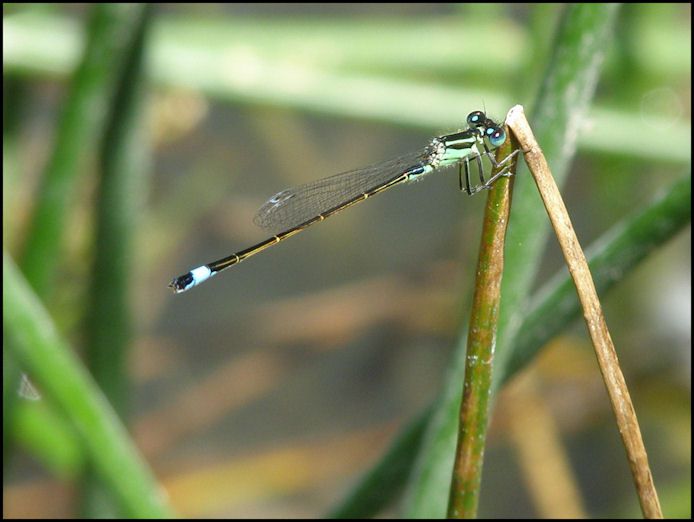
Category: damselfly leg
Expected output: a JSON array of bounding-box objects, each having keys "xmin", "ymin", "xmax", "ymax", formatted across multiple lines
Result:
[{"xmin": 460, "ymin": 149, "xmax": 520, "ymax": 195}]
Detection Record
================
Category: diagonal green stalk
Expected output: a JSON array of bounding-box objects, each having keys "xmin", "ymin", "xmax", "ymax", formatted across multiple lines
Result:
[
  {"xmin": 3, "ymin": 253, "xmax": 175, "ymax": 518},
  {"xmin": 496, "ymin": 173, "xmax": 691, "ymax": 390},
  {"xmin": 494, "ymin": 4, "xmax": 622, "ymax": 382},
  {"xmin": 327, "ymin": 406, "xmax": 433, "ymax": 519}
]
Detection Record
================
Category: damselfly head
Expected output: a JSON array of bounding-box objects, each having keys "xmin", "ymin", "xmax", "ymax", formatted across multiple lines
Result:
[{"xmin": 467, "ymin": 110, "xmax": 506, "ymax": 147}]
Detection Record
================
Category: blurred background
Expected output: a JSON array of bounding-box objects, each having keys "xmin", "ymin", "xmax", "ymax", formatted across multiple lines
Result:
[{"xmin": 3, "ymin": 3, "xmax": 690, "ymax": 518}]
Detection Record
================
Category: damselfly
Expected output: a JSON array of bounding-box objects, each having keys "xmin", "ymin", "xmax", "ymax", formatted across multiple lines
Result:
[{"xmin": 170, "ymin": 110, "xmax": 518, "ymax": 293}]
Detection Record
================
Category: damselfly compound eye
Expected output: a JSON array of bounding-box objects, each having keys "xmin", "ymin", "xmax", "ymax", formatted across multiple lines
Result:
[
  {"xmin": 488, "ymin": 128, "xmax": 506, "ymax": 148},
  {"xmin": 466, "ymin": 111, "xmax": 486, "ymax": 128}
]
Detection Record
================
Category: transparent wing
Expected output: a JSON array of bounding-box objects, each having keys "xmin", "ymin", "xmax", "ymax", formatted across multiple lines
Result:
[{"xmin": 254, "ymin": 147, "xmax": 431, "ymax": 233}]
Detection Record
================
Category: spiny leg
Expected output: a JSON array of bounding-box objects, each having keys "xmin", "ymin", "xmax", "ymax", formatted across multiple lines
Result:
[
  {"xmin": 466, "ymin": 165, "xmax": 514, "ymax": 194},
  {"xmin": 490, "ymin": 148, "xmax": 520, "ymax": 180},
  {"xmin": 482, "ymin": 145, "xmax": 520, "ymax": 169},
  {"xmin": 469, "ymin": 148, "xmax": 520, "ymax": 193},
  {"xmin": 477, "ymin": 164, "xmax": 515, "ymax": 190}
]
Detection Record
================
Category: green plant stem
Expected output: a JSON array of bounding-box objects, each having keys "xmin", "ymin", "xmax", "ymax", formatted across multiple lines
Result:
[
  {"xmin": 327, "ymin": 406, "xmax": 432, "ymax": 518},
  {"xmin": 3, "ymin": 253, "xmax": 175, "ymax": 518},
  {"xmin": 494, "ymin": 3, "xmax": 621, "ymax": 382},
  {"xmin": 18, "ymin": 4, "xmax": 145, "ymax": 299},
  {"xmin": 497, "ymin": 173, "xmax": 691, "ymax": 388},
  {"xmin": 446, "ymin": 137, "xmax": 517, "ymax": 518},
  {"xmin": 81, "ymin": 4, "xmax": 152, "ymax": 517},
  {"xmin": 85, "ymin": 1, "xmax": 150, "ymax": 433}
]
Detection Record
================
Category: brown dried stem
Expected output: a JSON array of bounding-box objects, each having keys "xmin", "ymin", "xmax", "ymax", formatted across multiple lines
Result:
[{"xmin": 505, "ymin": 104, "xmax": 662, "ymax": 519}]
